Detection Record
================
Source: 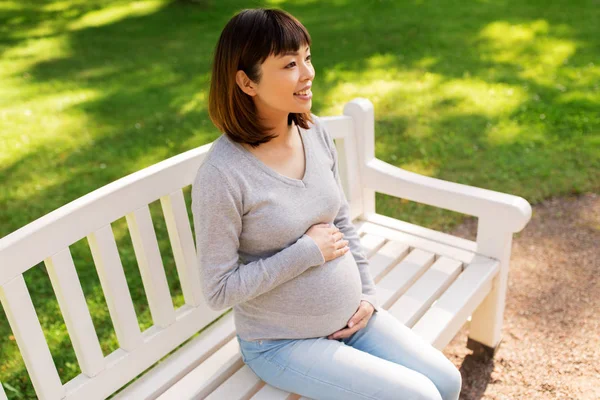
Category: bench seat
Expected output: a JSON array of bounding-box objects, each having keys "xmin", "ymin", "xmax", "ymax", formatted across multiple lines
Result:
[{"xmin": 117, "ymin": 213, "xmax": 499, "ymax": 400}]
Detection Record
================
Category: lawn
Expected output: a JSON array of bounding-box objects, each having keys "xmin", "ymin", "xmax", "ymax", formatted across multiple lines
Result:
[{"xmin": 0, "ymin": 0, "xmax": 598, "ymax": 398}]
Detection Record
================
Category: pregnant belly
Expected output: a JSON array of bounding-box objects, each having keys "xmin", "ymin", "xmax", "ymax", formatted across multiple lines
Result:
[{"xmin": 250, "ymin": 251, "xmax": 363, "ymax": 316}]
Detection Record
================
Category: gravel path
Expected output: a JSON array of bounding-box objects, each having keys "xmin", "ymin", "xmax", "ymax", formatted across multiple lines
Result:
[{"xmin": 441, "ymin": 192, "xmax": 599, "ymax": 400}]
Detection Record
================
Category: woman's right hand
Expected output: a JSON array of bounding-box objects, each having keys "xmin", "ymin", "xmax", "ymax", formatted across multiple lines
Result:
[{"xmin": 306, "ymin": 223, "xmax": 349, "ymax": 262}]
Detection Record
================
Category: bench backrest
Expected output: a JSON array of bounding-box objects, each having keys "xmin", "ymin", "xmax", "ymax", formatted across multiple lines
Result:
[{"xmin": 0, "ymin": 100, "xmax": 374, "ymax": 400}]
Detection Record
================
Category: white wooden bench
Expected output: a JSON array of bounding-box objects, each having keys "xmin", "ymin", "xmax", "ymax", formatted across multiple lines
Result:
[{"xmin": 0, "ymin": 98, "xmax": 532, "ymax": 400}]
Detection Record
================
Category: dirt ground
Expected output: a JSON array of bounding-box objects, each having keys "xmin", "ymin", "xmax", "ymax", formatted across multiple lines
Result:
[{"xmin": 441, "ymin": 192, "xmax": 600, "ymax": 400}]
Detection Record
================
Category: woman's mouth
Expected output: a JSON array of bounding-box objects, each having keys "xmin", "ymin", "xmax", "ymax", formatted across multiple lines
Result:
[{"xmin": 293, "ymin": 88, "xmax": 312, "ymax": 101}]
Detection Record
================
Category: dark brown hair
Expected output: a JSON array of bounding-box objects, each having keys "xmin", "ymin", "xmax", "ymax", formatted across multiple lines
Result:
[{"xmin": 208, "ymin": 8, "xmax": 313, "ymax": 148}]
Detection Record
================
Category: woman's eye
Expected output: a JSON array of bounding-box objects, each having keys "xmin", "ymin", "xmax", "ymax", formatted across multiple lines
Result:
[{"xmin": 286, "ymin": 55, "xmax": 311, "ymax": 68}]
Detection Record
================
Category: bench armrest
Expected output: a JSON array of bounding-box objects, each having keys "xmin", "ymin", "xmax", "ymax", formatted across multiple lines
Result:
[{"xmin": 363, "ymin": 158, "xmax": 532, "ymax": 233}]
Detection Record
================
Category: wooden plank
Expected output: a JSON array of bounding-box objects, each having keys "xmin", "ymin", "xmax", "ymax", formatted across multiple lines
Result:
[
  {"xmin": 160, "ymin": 189, "xmax": 203, "ymax": 307},
  {"xmin": 157, "ymin": 338, "xmax": 244, "ymax": 400},
  {"xmin": 320, "ymin": 115, "xmax": 352, "ymax": 140},
  {"xmin": 366, "ymin": 240, "xmax": 411, "ymax": 281},
  {"xmin": 88, "ymin": 225, "xmax": 143, "ymax": 351},
  {"xmin": 45, "ymin": 248, "xmax": 105, "ymax": 377},
  {"xmin": 357, "ymin": 220, "xmax": 476, "ymax": 264},
  {"xmin": 413, "ymin": 255, "xmax": 500, "ymax": 350},
  {"xmin": 389, "ymin": 257, "xmax": 463, "ymax": 327},
  {"xmin": 0, "ymin": 276, "xmax": 65, "ymax": 400},
  {"xmin": 469, "ymin": 224, "xmax": 513, "ymax": 350},
  {"xmin": 325, "ymin": 116, "xmax": 365, "ymax": 222},
  {"xmin": 366, "ymin": 213, "xmax": 477, "ymax": 253},
  {"xmin": 204, "ymin": 364, "xmax": 263, "ymax": 400},
  {"xmin": 126, "ymin": 205, "xmax": 175, "ymax": 328},
  {"xmin": 250, "ymin": 385, "xmax": 292, "ymax": 399},
  {"xmin": 358, "ymin": 233, "xmax": 386, "ymax": 258},
  {"xmin": 63, "ymin": 305, "xmax": 227, "ymax": 400},
  {"xmin": 362, "ymin": 157, "xmax": 532, "ymax": 233}
]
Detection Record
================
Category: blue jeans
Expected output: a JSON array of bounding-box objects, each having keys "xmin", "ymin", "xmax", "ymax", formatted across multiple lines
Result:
[{"xmin": 236, "ymin": 308, "xmax": 461, "ymax": 400}]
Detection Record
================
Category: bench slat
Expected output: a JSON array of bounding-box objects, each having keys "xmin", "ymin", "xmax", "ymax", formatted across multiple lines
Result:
[
  {"xmin": 204, "ymin": 363, "xmax": 264, "ymax": 400},
  {"xmin": 358, "ymin": 233, "xmax": 386, "ymax": 258},
  {"xmin": 251, "ymin": 385, "xmax": 294, "ymax": 399},
  {"xmin": 45, "ymin": 248, "xmax": 105, "ymax": 377},
  {"xmin": 412, "ymin": 255, "xmax": 500, "ymax": 350},
  {"xmin": 160, "ymin": 189, "xmax": 203, "ymax": 307},
  {"xmin": 358, "ymin": 220, "xmax": 476, "ymax": 264},
  {"xmin": 389, "ymin": 256, "xmax": 463, "ymax": 327},
  {"xmin": 88, "ymin": 224, "xmax": 143, "ymax": 351},
  {"xmin": 365, "ymin": 240, "xmax": 410, "ymax": 282},
  {"xmin": 325, "ymin": 116, "xmax": 365, "ymax": 222},
  {"xmin": 157, "ymin": 338, "xmax": 243, "ymax": 399},
  {"xmin": 376, "ymin": 248, "xmax": 436, "ymax": 309},
  {"xmin": 126, "ymin": 205, "xmax": 176, "ymax": 328},
  {"xmin": 0, "ymin": 275, "xmax": 65, "ymax": 400},
  {"xmin": 367, "ymin": 213, "xmax": 478, "ymax": 253}
]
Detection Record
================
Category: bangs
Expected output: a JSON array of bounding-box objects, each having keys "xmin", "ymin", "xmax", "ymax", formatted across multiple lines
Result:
[{"xmin": 262, "ymin": 10, "xmax": 312, "ymax": 61}]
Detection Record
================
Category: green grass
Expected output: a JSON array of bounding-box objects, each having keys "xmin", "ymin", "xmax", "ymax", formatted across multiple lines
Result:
[{"xmin": 1, "ymin": 0, "xmax": 599, "ymax": 397}]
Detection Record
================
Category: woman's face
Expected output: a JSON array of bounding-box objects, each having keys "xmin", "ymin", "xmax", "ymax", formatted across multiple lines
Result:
[{"xmin": 239, "ymin": 45, "xmax": 315, "ymax": 120}]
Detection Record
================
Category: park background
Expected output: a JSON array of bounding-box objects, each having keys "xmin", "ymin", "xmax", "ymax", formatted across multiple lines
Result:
[{"xmin": 0, "ymin": 0, "xmax": 598, "ymax": 398}]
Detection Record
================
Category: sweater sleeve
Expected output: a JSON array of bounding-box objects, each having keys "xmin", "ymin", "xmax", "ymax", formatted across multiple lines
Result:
[
  {"xmin": 319, "ymin": 119, "xmax": 381, "ymax": 313},
  {"xmin": 191, "ymin": 162, "xmax": 326, "ymax": 311}
]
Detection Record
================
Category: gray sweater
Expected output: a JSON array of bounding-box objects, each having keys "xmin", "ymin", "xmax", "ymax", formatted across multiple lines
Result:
[{"xmin": 191, "ymin": 114, "xmax": 380, "ymax": 342}]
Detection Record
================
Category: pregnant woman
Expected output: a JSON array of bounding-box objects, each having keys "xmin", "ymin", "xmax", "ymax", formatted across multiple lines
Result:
[{"xmin": 191, "ymin": 7, "xmax": 462, "ymax": 400}]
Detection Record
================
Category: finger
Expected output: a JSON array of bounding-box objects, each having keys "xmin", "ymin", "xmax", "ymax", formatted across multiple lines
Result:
[
  {"xmin": 330, "ymin": 324, "xmax": 359, "ymax": 339},
  {"xmin": 336, "ymin": 246, "xmax": 349, "ymax": 256},
  {"xmin": 331, "ymin": 315, "xmax": 364, "ymax": 339},
  {"xmin": 336, "ymin": 239, "xmax": 349, "ymax": 250},
  {"xmin": 348, "ymin": 308, "xmax": 368, "ymax": 328}
]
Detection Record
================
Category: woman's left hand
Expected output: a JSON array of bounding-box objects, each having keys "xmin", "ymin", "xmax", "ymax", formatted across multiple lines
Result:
[{"xmin": 327, "ymin": 300, "xmax": 375, "ymax": 340}]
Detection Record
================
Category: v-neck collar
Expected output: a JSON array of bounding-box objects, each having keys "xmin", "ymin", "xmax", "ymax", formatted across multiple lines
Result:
[{"xmin": 224, "ymin": 123, "xmax": 311, "ymax": 188}]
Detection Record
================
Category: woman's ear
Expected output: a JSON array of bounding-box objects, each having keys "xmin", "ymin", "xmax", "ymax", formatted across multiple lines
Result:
[{"xmin": 235, "ymin": 70, "xmax": 257, "ymax": 96}]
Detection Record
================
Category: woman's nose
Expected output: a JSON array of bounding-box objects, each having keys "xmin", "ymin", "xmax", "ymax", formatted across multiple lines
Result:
[{"xmin": 302, "ymin": 62, "xmax": 315, "ymax": 80}]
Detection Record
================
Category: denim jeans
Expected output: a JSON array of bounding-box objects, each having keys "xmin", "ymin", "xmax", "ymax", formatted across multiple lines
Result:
[{"xmin": 236, "ymin": 308, "xmax": 461, "ymax": 400}]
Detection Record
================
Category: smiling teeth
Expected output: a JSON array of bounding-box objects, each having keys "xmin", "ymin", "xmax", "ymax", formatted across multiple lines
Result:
[{"xmin": 294, "ymin": 89, "xmax": 311, "ymax": 95}]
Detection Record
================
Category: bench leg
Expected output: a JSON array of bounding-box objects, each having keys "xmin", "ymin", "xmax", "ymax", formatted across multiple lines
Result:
[
  {"xmin": 466, "ymin": 337, "xmax": 502, "ymax": 359},
  {"xmin": 467, "ymin": 225, "xmax": 514, "ymax": 360}
]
